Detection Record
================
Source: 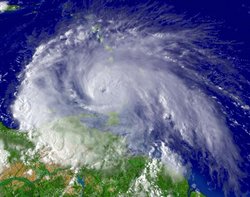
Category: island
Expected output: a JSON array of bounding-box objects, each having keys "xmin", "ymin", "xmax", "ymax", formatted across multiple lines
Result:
[{"xmin": 0, "ymin": 1, "xmax": 19, "ymax": 13}]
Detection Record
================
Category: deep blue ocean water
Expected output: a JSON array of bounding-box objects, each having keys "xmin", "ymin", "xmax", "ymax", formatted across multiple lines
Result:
[{"xmin": 0, "ymin": 0, "xmax": 249, "ymax": 196}]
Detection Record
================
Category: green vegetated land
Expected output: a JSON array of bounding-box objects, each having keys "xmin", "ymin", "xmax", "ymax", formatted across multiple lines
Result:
[
  {"xmin": 107, "ymin": 112, "xmax": 120, "ymax": 126},
  {"xmin": 5, "ymin": 5, "xmax": 20, "ymax": 11},
  {"xmin": 0, "ymin": 4, "xmax": 20, "ymax": 13},
  {"xmin": 0, "ymin": 121, "xmax": 205, "ymax": 196}
]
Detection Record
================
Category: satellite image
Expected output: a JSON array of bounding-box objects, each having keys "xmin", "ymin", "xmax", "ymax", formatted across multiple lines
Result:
[{"xmin": 0, "ymin": 0, "xmax": 250, "ymax": 196}]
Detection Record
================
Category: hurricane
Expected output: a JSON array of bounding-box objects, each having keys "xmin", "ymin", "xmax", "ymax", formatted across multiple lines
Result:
[{"xmin": 10, "ymin": 1, "xmax": 248, "ymax": 196}]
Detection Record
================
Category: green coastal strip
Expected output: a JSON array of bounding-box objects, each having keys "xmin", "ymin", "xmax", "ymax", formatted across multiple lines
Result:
[{"xmin": 0, "ymin": 122, "xmax": 34, "ymax": 163}]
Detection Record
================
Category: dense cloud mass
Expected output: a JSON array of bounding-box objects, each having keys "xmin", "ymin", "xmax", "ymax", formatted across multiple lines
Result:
[{"xmin": 12, "ymin": 4, "xmax": 243, "ymax": 195}]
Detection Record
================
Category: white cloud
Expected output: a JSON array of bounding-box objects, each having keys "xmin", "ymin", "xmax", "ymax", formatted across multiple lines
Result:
[
  {"xmin": 12, "ymin": 11, "xmax": 242, "ymax": 194},
  {"xmin": 0, "ymin": 140, "xmax": 9, "ymax": 173},
  {"xmin": 0, "ymin": 1, "xmax": 8, "ymax": 12}
]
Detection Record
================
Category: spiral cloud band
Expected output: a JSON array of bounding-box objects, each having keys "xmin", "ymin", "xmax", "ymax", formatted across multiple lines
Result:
[{"xmin": 12, "ymin": 7, "xmax": 242, "ymax": 195}]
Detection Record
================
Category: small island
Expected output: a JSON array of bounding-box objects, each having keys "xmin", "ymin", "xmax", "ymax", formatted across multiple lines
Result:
[{"xmin": 0, "ymin": 1, "xmax": 19, "ymax": 13}]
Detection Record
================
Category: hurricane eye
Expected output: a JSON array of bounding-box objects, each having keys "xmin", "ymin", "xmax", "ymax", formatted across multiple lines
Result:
[{"xmin": 6, "ymin": 2, "xmax": 247, "ymax": 196}]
